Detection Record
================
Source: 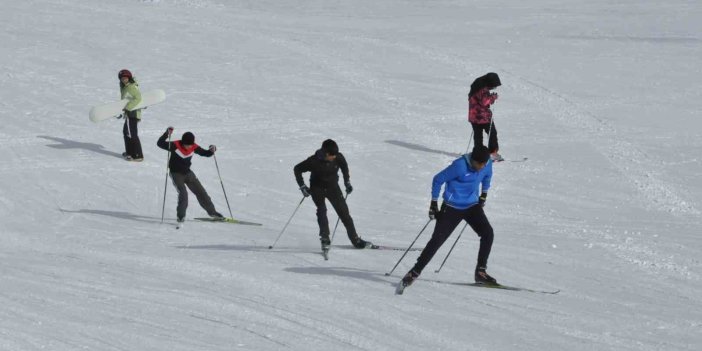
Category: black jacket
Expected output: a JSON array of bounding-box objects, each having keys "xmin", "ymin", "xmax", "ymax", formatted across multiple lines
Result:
[
  {"xmin": 157, "ymin": 131, "xmax": 213, "ymax": 174},
  {"xmin": 294, "ymin": 149, "xmax": 350, "ymax": 188}
]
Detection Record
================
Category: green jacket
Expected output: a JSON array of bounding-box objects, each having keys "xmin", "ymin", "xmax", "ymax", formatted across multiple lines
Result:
[{"xmin": 120, "ymin": 80, "xmax": 142, "ymax": 120}]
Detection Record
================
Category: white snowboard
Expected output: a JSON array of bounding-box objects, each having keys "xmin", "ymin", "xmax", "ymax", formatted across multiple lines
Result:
[{"xmin": 89, "ymin": 89, "xmax": 166, "ymax": 122}]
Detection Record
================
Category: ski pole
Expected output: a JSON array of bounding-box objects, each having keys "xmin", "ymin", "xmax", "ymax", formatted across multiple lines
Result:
[
  {"xmin": 434, "ymin": 222, "xmax": 468, "ymax": 273},
  {"xmin": 385, "ymin": 219, "xmax": 433, "ymax": 276},
  {"xmin": 213, "ymin": 153, "xmax": 234, "ymax": 219},
  {"xmin": 464, "ymin": 130, "xmax": 474, "ymax": 154},
  {"xmin": 161, "ymin": 132, "xmax": 172, "ymax": 224},
  {"xmin": 329, "ymin": 193, "xmax": 349, "ymax": 244},
  {"xmin": 268, "ymin": 197, "xmax": 306, "ymax": 249}
]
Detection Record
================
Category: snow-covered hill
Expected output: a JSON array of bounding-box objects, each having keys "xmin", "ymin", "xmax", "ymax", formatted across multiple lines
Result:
[{"xmin": 1, "ymin": 0, "xmax": 700, "ymax": 350}]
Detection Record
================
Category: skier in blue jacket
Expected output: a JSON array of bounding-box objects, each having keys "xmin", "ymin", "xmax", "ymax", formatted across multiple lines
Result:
[{"xmin": 400, "ymin": 145, "xmax": 497, "ymax": 289}]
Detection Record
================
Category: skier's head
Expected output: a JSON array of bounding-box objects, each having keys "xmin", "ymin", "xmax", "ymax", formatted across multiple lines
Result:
[
  {"xmin": 470, "ymin": 145, "xmax": 490, "ymax": 168},
  {"xmin": 181, "ymin": 132, "xmax": 195, "ymax": 146},
  {"xmin": 484, "ymin": 72, "xmax": 501, "ymax": 89},
  {"xmin": 118, "ymin": 69, "xmax": 135, "ymax": 86},
  {"xmin": 321, "ymin": 139, "xmax": 339, "ymax": 157}
]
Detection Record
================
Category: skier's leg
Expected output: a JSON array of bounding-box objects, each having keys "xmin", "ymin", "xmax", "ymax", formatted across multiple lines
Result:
[
  {"xmin": 487, "ymin": 122, "xmax": 499, "ymax": 154},
  {"xmin": 170, "ymin": 172, "xmax": 188, "ymax": 219},
  {"xmin": 410, "ymin": 205, "xmax": 464, "ymax": 275},
  {"xmin": 326, "ymin": 185, "xmax": 360, "ymax": 243},
  {"xmin": 465, "ymin": 205, "xmax": 494, "ymax": 268},
  {"xmin": 122, "ymin": 117, "xmax": 131, "ymax": 156},
  {"xmin": 471, "ymin": 123, "xmax": 484, "ymax": 149},
  {"xmin": 183, "ymin": 171, "xmax": 218, "ymax": 216},
  {"xmin": 131, "ymin": 116, "xmax": 143, "ymax": 159},
  {"xmin": 310, "ymin": 186, "xmax": 330, "ymax": 241}
]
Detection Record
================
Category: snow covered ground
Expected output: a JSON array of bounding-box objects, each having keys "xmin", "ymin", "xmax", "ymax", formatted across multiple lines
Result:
[{"xmin": 1, "ymin": 0, "xmax": 701, "ymax": 350}]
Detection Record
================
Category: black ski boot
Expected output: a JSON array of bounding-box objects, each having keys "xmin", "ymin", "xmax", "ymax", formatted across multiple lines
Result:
[
  {"xmin": 320, "ymin": 237, "xmax": 331, "ymax": 260},
  {"xmin": 474, "ymin": 266, "xmax": 497, "ymax": 285},
  {"xmin": 396, "ymin": 270, "xmax": 419, "ymax": 295},
  {"xmin": 352, "ymin": 237, "xmax": 373, "ymax": 249},
  {"xmin": 209, "ymin": 211, "xmax": 225, "ymax": 221}
]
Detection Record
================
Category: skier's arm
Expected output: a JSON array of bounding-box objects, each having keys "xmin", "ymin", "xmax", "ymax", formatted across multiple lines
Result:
[
  {"xmin": 481, "ymin": 162, "xmax": 493, "ymax": 193},
  {"xmin": 156, "ymin": 131, "xmax": 173, "ymax": 151},
  {"xmin": 293, "ymin": 159, "xmax": 311, "ymax": 187},
  {"xmin": 338, "ymin": 153, "xmax": 350, "ymax": 185},
  {"xmin": 195, "ymin": 146, "xmax": 214, "ymax": 157},
  {"xmin": 124, "ymin": 85, "xmax": 142, "ymax": 111},
  {"xmin": 431, "ymin": 162, "xmax": 461, "ymax": 200}
]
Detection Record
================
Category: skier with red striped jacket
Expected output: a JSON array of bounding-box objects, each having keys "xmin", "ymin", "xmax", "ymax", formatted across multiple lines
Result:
[
  {"xmin": 468, "ymin": 72, "xmax": 503, "ymax": 162},
  {"xmin": 157, "ymin": 127, "xmax": 223, "ymax": 224}
]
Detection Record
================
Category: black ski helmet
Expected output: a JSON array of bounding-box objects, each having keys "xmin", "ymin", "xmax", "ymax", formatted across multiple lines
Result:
[
  {"xmin": 321, "ymin": 139, "xmax": 339, "ymax": 155},
  {"xmin": 182, "ymin": 132, "xmax": 195, "ymax": 145}
]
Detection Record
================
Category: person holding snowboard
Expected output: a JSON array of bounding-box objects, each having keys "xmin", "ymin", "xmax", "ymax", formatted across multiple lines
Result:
[
  {"xmin": 293, "ymin": 139, "xmax": 373, "ymax": 251},
  {"xmin": 118, "ymin": 69, "xmax": 144, "ymax": 161},
  {"xmin": 468, "ymin": 72, "xmax": 503, "ymax": 162},
  {"xmin": 399, "ymin": 145, "xmax": 497, "ymax": 290},
  {"xmin": 157, "ymin": 127, "xmax": 223, "ymax": 224}
]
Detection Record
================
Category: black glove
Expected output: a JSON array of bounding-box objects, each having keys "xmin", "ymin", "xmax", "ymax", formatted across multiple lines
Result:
[
  {"xmin": 116, "ymin": 114, "xmax": 124, "ymax": 119},
  {"xmin": 345, "ymin": 182, "xmax": 353, "ymax": 195},
  {"xmin": 479, "ymin": 193, "xmax": 488, "ymax": 207},
  {"xmin": 300, "ymin": 185, "xmax": 311, "ymax": 197},
  {"xmin": 209, "ymin": 145, "xmax": 216, "ymax": 152},
  {"xmin": 166, "ymin": 127, "xmax": 174, "ymax": 136},
  {"xmin": 429, "ymin": 200, "xmax": 439, "ymax": 220}
]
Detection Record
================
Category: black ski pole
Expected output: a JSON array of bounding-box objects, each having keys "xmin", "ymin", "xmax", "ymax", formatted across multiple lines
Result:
[
  {"xmin": 385, "ymin": 219, "xmax": 433, "ymax": 276},
  {"xmin": 329, "ymin": 193, "xmax": 349, "ymax": 244},
  {"xmin": 213, "ymin": 153, "xmax": 234, "ymax": 219},
  {"xmin": 434, "ymin": 222, "xmax": 468, "ymax": 273},
  {"xmin": 268, "ymin": 197, "xmax": 306, "ymax": 249},
  {"xmin": 161, "ymin": 133, "xmax": 172, "ymax": 223}
]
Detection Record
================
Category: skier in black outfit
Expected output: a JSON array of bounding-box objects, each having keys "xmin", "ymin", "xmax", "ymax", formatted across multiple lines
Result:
[
  {"xmin": 399, "ymin": 145, "xmax": 497, "ymax": 291},
  {"xmin": 157, "ymin": 127, "xmax": 223, "ymax": 224},
  {"xmin": 293, "ymin": 139, "xmax": 372, "ymax": 250}
]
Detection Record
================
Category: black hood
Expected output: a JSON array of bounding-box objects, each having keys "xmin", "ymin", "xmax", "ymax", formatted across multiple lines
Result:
[{"xmin": 469, "ymin": 72, "xmax": 501, "ymax": 97}]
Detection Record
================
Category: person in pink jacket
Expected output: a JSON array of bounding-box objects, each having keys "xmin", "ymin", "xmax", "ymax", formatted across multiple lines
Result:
[{"xmin": 468, "ymin": 72, "xmax": 502, "ymax": 161}]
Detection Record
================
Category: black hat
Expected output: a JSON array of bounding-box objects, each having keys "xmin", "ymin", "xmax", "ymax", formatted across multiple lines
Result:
[
  {"xmin": 321, "ymin": 139, "xmax": 339, "ymax": 155},
  {"xmin": 471, "ymin": 145, "xmax": 490, "ymax": 163},
  {"xmin": 182, "ymin": 132, "xmax": 195, "ymax": 145}
]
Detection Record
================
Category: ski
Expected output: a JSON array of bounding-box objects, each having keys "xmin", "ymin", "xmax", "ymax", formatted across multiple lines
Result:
[
  {"xmin": 432, "ymin": 280, "xmax": 559, "ymax": 294},
  {"xmin": 331, "ymin": 244, "xmax": 423, "ymax": 252},
  {"xmin": 193, "ymin": 217, "xmax": 263, "ymax": 226}
]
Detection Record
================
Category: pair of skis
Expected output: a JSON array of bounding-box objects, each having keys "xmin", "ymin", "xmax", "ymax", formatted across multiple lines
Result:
[
  {"xmin": 321, "ymin": 244, "xmax": 424, "ymax": 260},
  {"xmin": 395, "ymin": 278, "xmax": 559, "ymax": 295}
]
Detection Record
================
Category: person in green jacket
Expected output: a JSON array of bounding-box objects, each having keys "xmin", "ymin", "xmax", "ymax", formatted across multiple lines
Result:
[{"xmin": 119, "ymin": 69, "xmax": 144, "ymax": 161}]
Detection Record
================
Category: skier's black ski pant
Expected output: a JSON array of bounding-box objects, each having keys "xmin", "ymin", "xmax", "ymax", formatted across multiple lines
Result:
[
  {"xmin": 471, "ymin": 122, "xmax": 499, "ymax": 154},
  {"xmin": 122, "ymin": 111, "xmax": 143, "ymax": 158},
  {"xmin": 171, "ymin": 171, "xmax": 217, "ymax": 219},
  {"xmin": 411, "ymin": 204, "xmax": 494, "ymax": 275},
  {"xmin": 310, "ymin": 184, "xmax": 358, "ymax": 243}
]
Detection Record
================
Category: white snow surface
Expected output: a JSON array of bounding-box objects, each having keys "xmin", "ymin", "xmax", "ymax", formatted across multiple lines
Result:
[{"xmin": 1, "ymin": 0, "xmax": 701, "ymax": 350}]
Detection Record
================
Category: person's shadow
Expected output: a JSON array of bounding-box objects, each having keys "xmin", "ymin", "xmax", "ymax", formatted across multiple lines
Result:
[
  {"xmin": 38, "ymin": 135, "xmax": 122, "ymax": 159},
  {"xmin": 284, "ymin": 266, "xmax": 393, "ymax": 284},
  {"xmin": 59, "ymin": 208, "xmax": 163, "ymax": 224},
  {"xmin": 385, "ymin": 140, "xmax": 461, "ymax": 158}
]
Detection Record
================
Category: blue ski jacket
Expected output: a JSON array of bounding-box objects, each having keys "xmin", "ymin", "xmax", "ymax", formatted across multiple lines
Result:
[{"xmin": 431, "ymin": 153, "xmax": 492, "ymax": 209}]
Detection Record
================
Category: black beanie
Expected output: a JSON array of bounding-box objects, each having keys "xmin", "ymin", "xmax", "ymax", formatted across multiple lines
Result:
[
  {"xmin": 322, "ymin": 139, "xmax": 339, "ymax": 155},
  {"xmin": 182, "ymin": 132, "xmax": 195, "ymax": 145},
  {"xmin": 471, "ymin": 145, "xmax": 490, "ymax": 163}
]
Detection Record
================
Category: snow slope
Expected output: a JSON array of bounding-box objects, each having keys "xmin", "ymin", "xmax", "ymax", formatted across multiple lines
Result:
[{"xmin": 1, "ymin": 0, "xmax": 700, "ymax": 350}]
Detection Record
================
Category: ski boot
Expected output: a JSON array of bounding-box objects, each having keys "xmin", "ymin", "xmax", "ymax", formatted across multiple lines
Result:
[
  {"xmin": 209, "ymin": 211, "xmax": 225, "ymax": 221},
  {"xmin": 320, "ymin": 237, "xmax": 331, "ymax": 260},
  {"xmin": 396, "ymin": 270, "xmax": 419, "ymax": 295},
  {"xmin": 490, "ymin": 152, "xmax": 504, "ymax": 162},
  {"xmin": 474, "ymin": 266, "xmax": 498, "ymax": 285},
  {"xmin": 352, "ymin": 237, "xmax": 373, "ymax": 249}
]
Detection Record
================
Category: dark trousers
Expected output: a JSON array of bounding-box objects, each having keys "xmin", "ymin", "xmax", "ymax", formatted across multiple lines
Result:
[
  {"xmin": 171, "ymin": 171, "xmax": 217, "ymax": 219},
  {"xmin": 411, "ymin": 204, "xmax": 494, "ymax": 275},
  {"xmin": 471, "ymin": 122, "xmax": 499, "ymax": 153},
  {"xmin": 310, "ymin": 184, "xmax": 358, "ymax": 243},
  {"xmin": 122, "ymin": 110, "xmax": 143, "ymax": 158}
]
